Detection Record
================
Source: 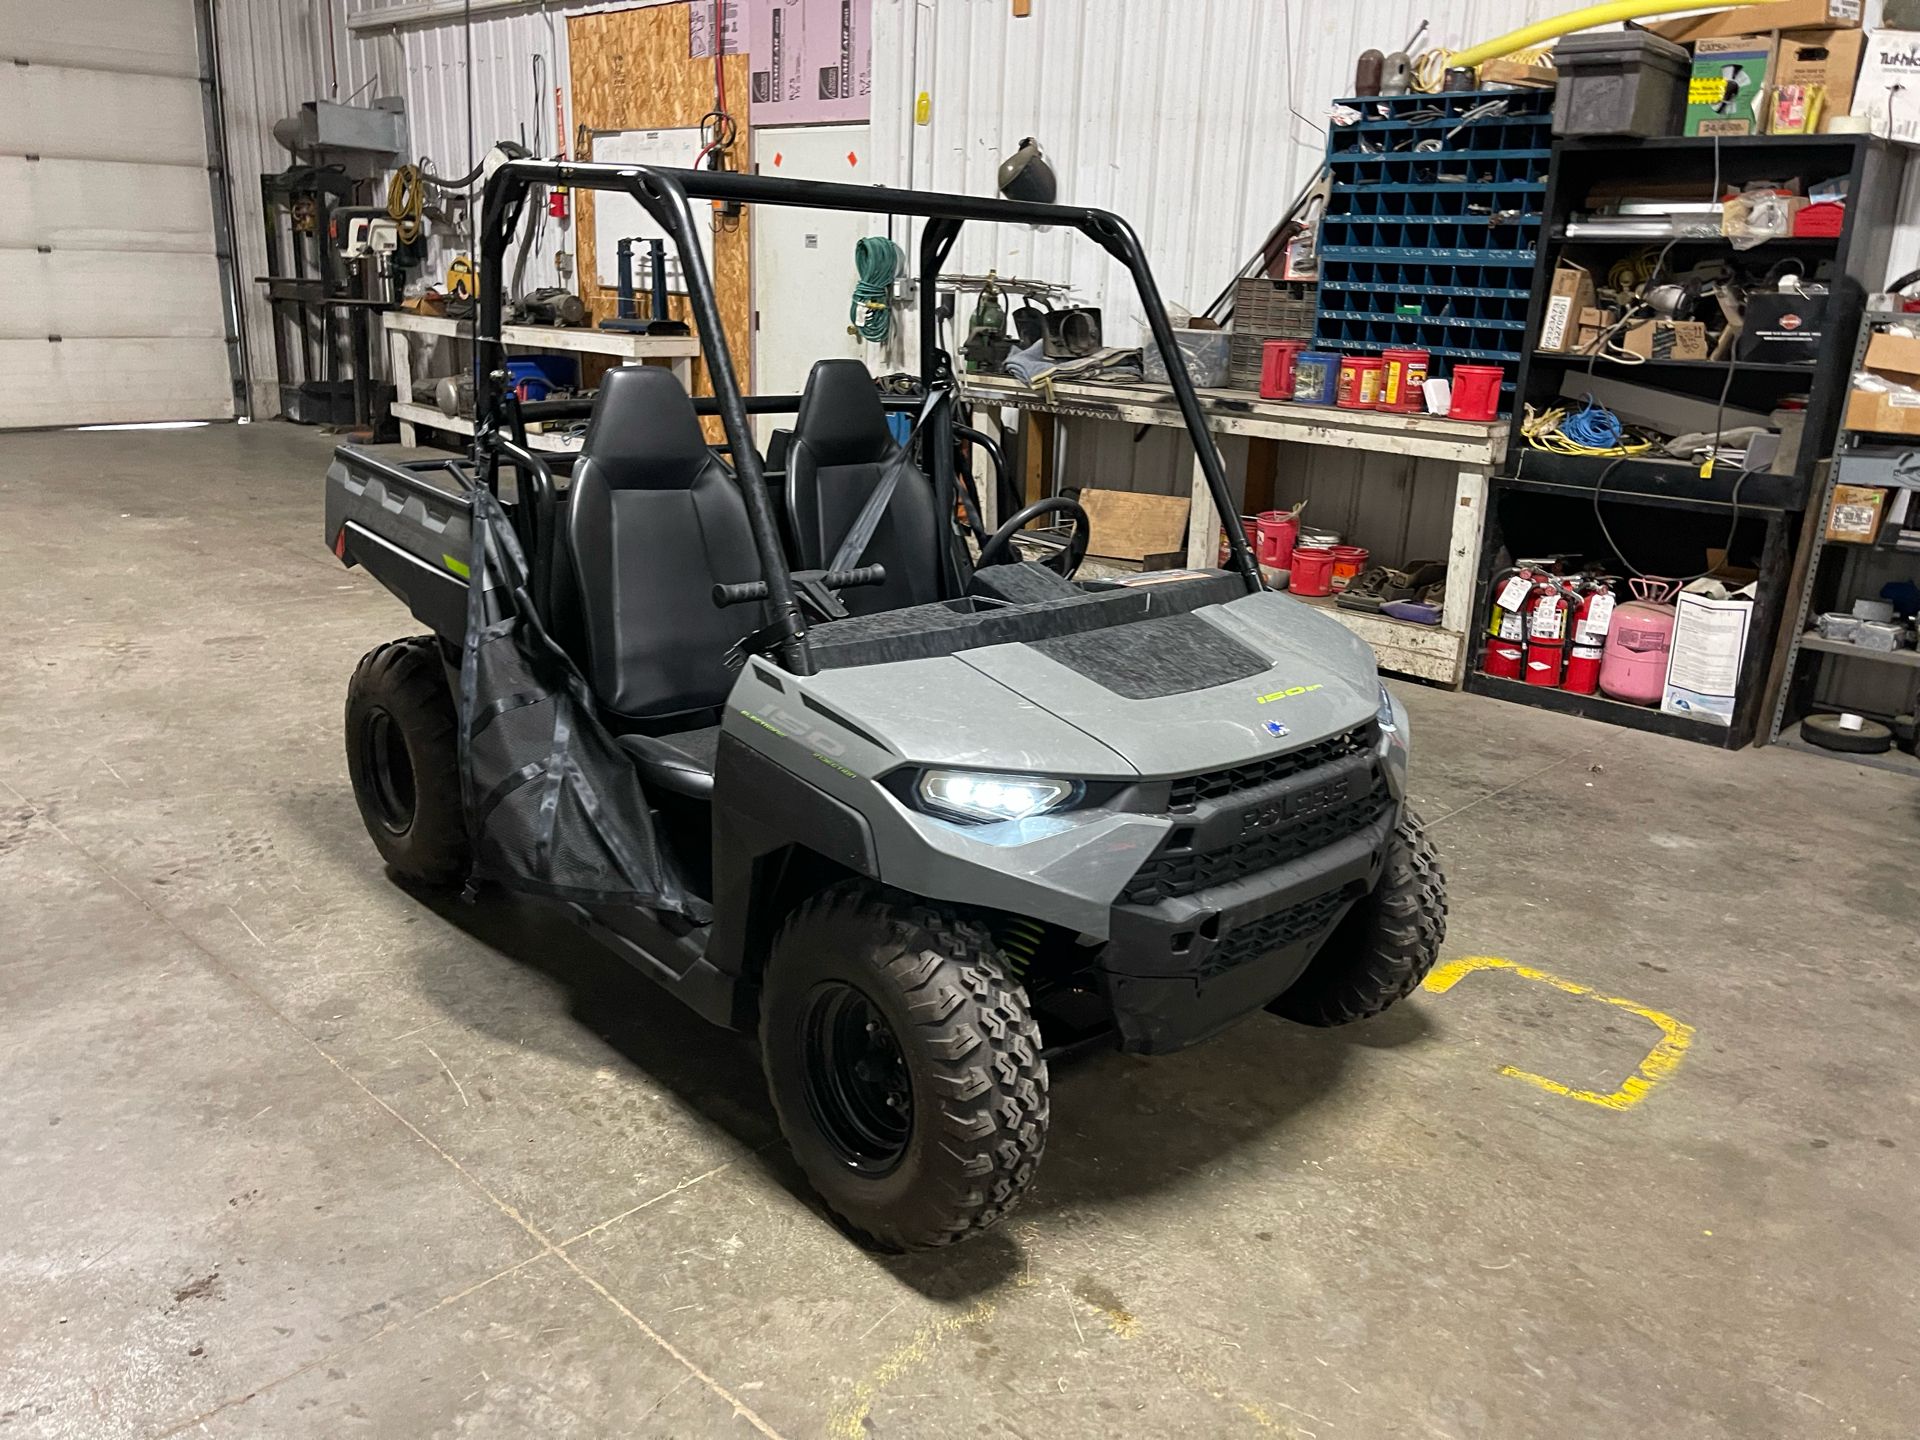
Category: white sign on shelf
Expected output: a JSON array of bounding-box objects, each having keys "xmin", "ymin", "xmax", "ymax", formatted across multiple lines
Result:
[{"xmin": 589, "ymin": 128, "xmax": 718, "ymax": 296}]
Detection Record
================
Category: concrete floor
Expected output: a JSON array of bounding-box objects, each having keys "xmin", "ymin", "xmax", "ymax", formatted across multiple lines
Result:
[{"xmin": 2, "ymin": 422, "xmax": 1915, "ymax": 1440}]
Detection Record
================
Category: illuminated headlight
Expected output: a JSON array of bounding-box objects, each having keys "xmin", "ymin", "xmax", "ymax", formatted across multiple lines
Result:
[{"xmin": 916, "ymin": 770, "xmax": 1080, "ymax": 824}]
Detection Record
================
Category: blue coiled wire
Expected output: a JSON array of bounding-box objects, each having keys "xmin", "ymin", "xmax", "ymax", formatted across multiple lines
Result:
[{"xmin": 1559, "ymin": 396, "xmax": 1626, "ymax": 451}]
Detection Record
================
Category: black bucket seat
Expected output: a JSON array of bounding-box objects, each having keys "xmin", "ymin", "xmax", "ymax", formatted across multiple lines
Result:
[
  {"xmin": 784, "ymin": 359, "xmax": 943, "ymax": 616},
  {"xmin": 565, "ymin": 365, "xmax": 762, "ymax": 798}
]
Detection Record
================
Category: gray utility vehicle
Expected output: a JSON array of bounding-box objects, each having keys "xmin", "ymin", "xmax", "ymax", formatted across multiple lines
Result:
[{"xmin": 325, "ymin": 160, "xmax": 1445, "ymax": 1249}]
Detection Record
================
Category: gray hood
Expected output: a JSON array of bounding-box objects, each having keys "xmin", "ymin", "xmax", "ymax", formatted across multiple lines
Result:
[{"xmin": 801, "ymin": 591, "xmax": 1381, "ymax": 781}]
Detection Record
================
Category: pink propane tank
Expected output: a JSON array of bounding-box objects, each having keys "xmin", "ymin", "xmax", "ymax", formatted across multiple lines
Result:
[{"xmin": 1597, "ymin": 577, "xmax": 1681, "ymax": 705}]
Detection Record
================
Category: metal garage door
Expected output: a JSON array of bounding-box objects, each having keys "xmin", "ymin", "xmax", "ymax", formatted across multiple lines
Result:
[{"xmin": 0, "ymin": 1, "xmax": 239, "ymax": 427}]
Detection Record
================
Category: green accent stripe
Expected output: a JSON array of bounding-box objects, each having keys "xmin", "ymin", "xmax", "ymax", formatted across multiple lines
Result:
[{"xmin": 442, "ymin": 553, "xmax": 470, "ymax": 578}]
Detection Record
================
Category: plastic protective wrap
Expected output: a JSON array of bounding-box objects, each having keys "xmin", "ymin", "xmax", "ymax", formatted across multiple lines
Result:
[{"xmin": 457, "ymin": 481, "xmax": 710, "ymax": 922}]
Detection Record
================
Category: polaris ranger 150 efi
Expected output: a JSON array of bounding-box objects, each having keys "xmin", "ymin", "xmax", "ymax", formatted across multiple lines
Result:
[{"xmin": 325, "ymin": 161, "xmax": 1445, "ymax": 1249}]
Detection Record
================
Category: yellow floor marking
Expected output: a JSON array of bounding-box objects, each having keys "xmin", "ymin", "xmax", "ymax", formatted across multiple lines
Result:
[
  {"xmin": 1422, "ymin": 956, "xmax": 1694, "ymax": 1111},
  {"xmin": 825, "ymin": 1300, "xmax": 995, "ymax": 1440}
]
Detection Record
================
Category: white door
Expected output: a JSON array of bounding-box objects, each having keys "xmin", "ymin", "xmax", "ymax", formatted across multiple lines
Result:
[
  {"xmin": 752, "ymin": 124, "xmax": 870, "ymax": 449},
  {"xmin": 0, "ymin": 2, "xmax": 234, "ymax": 427}
]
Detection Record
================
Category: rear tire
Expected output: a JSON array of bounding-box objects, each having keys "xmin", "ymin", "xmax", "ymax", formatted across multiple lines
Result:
[
  {"xmin": 760, "ymin": 882, "xmax": 1048, "ymax": 1250},
  {"xmin": 1268, "ymin": 808, "xmax": 1445, "ymax": 1027},
  {"xmin": 344, "ymin": 637, "xmax": 469, "ymax": 886}
]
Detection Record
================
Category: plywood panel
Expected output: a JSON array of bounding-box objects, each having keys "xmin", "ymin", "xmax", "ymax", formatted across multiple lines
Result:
[
  {"xmin": 568, "ymin": 3, "xmax": 752, "ymax": 420},
  {"xmin": 1055, "ymin": 413, "xmax": 1466, "ymax": 569}
]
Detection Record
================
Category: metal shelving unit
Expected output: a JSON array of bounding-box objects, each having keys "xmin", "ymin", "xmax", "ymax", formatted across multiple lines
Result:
[
  {"xmin": 1462, "ymin": 134, "xmax": 1903, "ymax": 751},
  {"xmin": 1314, "ymin": 89, "xmax": 1555, "ymax": 385},
  {"xmin": 1763, "ymin": 309, "xmax": 1920, "ymax": 775}
]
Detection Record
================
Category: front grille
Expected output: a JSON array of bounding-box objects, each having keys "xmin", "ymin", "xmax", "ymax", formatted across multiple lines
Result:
[
  {"xmin": 1168, "ymin": 721, "xmax": 1378, "ymax": 812},
  {"xmin": 1122, "ymin": 777, "xmax": 1392, "ymax": 907},
  {"xmin": 1199, "ymin": 888, "xmax": 1354, "ymax": 981}
]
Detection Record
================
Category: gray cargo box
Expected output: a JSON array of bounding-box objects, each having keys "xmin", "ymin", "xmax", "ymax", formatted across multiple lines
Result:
[{"xmin": 1552, "ymin": 31, "xmax": 1690, "ymax": 138}]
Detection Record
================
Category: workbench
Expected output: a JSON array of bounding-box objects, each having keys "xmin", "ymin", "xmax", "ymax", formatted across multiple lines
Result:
[
  {"xmin": 381, "ymin": 311, "xmax": 701, "ymax": 453},
  {"xmin": 958, "ymin": 373, "xmax": 1508, "ymax": 686}
]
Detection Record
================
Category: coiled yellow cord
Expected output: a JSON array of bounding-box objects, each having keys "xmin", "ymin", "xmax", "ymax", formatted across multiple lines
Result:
[
  {"xmin": 1522, "ymin": 404, "xmax": 1655, "ymax": 456},
  {"xmin": 1412, "ymin": 48, "xmax": 1453, "ymax": 93},
  {"xmin": 1411, "ymin": 43, "xmax": 1554, "ymax": 92},
  {"xmin": 387, "ymin": 166, "xmax": 425, "ymax": 245}
]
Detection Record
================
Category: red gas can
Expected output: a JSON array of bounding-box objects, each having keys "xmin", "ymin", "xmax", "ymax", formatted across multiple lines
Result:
[
  {"xmin": 1598, "ymin": 577, "xmax": 1680, "ymax": 705},
  {"xmin": 1259, "ymin": 340, "xmax": 1308, "ymax": 400}
]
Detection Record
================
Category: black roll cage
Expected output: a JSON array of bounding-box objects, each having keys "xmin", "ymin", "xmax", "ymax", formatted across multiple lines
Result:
[{"xmin": 473, "ymin": 159, "xmax": 1262, "ymax": 676}]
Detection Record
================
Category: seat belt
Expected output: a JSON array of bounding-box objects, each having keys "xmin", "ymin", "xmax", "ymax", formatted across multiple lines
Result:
[{"xmin": 827, "ymin": 388, "xmax": 942, "ymax": 575}]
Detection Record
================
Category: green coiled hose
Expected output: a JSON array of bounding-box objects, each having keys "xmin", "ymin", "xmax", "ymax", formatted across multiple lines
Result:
[{"xmin": 849, "ymin": 236, "xmax": 906, "ymax": 344}]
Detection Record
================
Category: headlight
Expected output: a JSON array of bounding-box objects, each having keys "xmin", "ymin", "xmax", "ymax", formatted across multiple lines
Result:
[
  {"xmin": 1376, "ymin": 682, "xmax": 1398, "ymax": 734},
  {"xmin": 916, "ymin": 770, "xmax": 1081, "ymax": 824}
]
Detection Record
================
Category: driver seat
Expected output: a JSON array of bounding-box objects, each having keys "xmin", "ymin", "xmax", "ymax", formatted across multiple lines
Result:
[{"xmin": 785, "ymin": 359, "xmax": 943, "ymax": 617}]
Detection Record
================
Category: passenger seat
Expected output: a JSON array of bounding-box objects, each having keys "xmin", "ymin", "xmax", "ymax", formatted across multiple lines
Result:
[{"xmin": 784, "ymin": 359, "xmax": 943, "ymax": 616}]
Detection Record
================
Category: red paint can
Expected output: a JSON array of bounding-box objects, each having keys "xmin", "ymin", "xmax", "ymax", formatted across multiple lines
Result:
[
  {"xmin": 1330, "ymin": 544, "xmax": 1370, "ymax": 591},
  {"xmin": 1379, "ymin": 348, "xmax": 1429, "ymax": 413},
  {"xmin": 1290, "ymin": 546, "xmax": 1336, "ymax": 597},
  {"xmin": 1449, "ymin": 364, "xmax": 1504, "ymax": 421},
  {"xmin": 1259, "ymin": 340, "xmax": 1308, "ymax": 401}
]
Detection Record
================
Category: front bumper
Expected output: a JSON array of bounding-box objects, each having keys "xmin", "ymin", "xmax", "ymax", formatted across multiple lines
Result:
[{"xmin": 1098, "ymin": 750, "xmax": 1398, "ymax": 1054}]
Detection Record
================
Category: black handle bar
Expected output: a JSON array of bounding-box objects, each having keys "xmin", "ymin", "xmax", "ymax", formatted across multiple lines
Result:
[{"xmin": 713, "ymin": 565, "xmax": 886, "ymax": 609}]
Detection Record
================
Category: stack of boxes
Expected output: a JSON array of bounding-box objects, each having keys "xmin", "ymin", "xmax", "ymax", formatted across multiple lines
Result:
[{"xmin": 1641, "ymin": 0, "xmax": 1867, "ymax": 137}]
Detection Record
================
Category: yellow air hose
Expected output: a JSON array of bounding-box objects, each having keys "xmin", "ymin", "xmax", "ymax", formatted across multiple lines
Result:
[{"xmin": 1449, "ymin": 0, "xmax": 1789, "ymax": 70}]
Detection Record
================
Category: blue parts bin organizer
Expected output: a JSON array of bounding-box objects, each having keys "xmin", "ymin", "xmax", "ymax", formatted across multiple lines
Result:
[{"xmin": 1313, "ymin": 89, "xmax": 1554, "ymax": 412}]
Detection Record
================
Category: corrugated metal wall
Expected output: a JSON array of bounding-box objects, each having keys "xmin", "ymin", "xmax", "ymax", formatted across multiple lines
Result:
[
  {"xmin": 867, "ymin": 0, "xmax": 1572, "ymax": 339},
  {"xmin": 216, "ymin": 0, "xmax": 1920, "ymax": 440},
  {"xmin": 214, "ymin": 0, "xmax": 328, "ymax": 417},
  {"xmin": 216, "ymin": 0, "xmax": 576, "ymax": 415}
]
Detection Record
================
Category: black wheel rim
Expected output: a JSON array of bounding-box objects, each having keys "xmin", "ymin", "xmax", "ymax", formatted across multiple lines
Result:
[
  {"xmin": 360, "ymin": 706, "xmax": 417, "ymax": 836},
  {"xmin": 801, "ymin": 982, "xmax": 913, "ymax": 1176}
]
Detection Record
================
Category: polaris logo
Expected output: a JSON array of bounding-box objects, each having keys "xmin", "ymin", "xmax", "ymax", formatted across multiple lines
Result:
[
  {"xmin": 1238, "ymin": 776, "xmax": 1347, "ymax": 836},
  {"xmin": 1264, "ymin": 720, "xmax": 1288, "ymax": 737}
]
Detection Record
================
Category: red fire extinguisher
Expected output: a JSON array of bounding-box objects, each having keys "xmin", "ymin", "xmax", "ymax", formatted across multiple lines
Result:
[
  {"xmin": 1482, "ymin": 567, "xmax": 1531, "ymax": 680},
  {"xmin": 1523, "ymin": 577, "xmax": 1575, "ymax": 687},
  {"xmin": 1563, "ymin": 579, "xmax": 1616, "ymax": 695}
]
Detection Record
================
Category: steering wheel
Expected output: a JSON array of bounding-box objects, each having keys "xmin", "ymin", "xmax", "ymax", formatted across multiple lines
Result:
[{"xmin": 975, "ymin": 496, "xmax": 1091, "ymax": 578}]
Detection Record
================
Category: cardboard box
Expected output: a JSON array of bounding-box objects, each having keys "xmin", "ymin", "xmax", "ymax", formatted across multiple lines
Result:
[
  {"xmin": 1688, "ymin": 35, "xmax": 1776, "ymax": 135},
  {"xmin": 1623, "ymin": 319, "xmax": 1709, "ymax": 360},
  {"xmin": 1076, "ymin": 488, "xmax": 1191, "ymax": 563},
  {"xmin": 1855, "ymin": 30, "xmax": 1920, "ymax": 143},
  {"xmin": 1647, "ymin": 0, "xmax": 1862, "ymax": 44},
  {"xmin": 1866, "ymin": 331, "xmax": 1920, "ymax": 374},
  {"xmin": 1826, "ymin": 484, "xmax": 1889, "ymax": 541},
  {"xmin": 1769, "ymin": 27, "xmax": 1867, "ymax": 130},
  {"xmin": 1576, "ymin": 305, "xmax": 1614, "ymax": 355},
  {"xmin": 1538, "ymin": 261, "xmax": 1595, "ymax": 351},
  {"xmin": 1846, "ymin": 387, "xmax": 1920, "ymax": 436}
]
